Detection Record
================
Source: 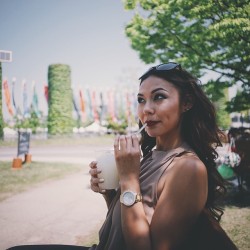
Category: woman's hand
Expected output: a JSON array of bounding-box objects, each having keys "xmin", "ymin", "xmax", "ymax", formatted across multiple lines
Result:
[
  {"xmin": 89, "ymin": 161, "xmax": 117, "ymax": 208},
  {"xmin": 89, "ymin": 161, "xmax": 105, "ymax": 193},
  {"xmin": 114, "ymin": 134, "xmax": 141, "ymax": 183}
]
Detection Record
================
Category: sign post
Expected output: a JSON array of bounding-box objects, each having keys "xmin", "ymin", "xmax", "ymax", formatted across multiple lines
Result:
[
  {"xmin": 17, "ymin": 131, "xmax": 30, "ymax": 156},
  {"xmin": 18, "ymin": 131, "xmax": 32, "ymax": 163},
  {"xmin": 12, "ymin": 131, "xmax": 32, "ymax": 168}
]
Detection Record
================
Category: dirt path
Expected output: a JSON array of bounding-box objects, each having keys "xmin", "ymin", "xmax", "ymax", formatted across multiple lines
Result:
[{"xmin": 0, "ymin": 169, "xmax": 107, "ymax": 249}]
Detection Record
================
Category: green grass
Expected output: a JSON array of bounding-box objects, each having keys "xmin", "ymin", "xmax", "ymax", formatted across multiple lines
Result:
[
  {"xmin": 218, "ymin": 183, "xmax": 250, "ymax": 250},
  {"xmin": 221, "ymin": 206, "xmax": 250, "ymax": 250},
  {"xmin": 0, "ymin": 161, "xmax": 83, "ymax": 201}
]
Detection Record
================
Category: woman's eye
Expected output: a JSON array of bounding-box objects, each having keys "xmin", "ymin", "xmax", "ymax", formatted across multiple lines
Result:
[
  {"xmin": 154, "ymin": 94, "xmax": 166, "ymax": 101},
  {"xmin": 137, "ymin": 97, "xmax": 145, "ymax": 103}
]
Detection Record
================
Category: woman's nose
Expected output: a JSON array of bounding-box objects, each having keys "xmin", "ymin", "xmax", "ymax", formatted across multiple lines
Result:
[{"xmin": 143, "ymin": 101, "xmax": 154, "ymax": 114}]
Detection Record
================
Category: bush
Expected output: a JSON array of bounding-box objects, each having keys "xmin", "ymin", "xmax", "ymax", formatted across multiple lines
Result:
[{"xmin": 47, "ymin": 64, "xmax": 74, "ymax": 135}]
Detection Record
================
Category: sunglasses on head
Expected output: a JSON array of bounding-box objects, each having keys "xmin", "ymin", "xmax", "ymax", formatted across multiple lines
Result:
[{"xmin": 139, "ymin": 62, "xmax": 181, "ymax": 80}]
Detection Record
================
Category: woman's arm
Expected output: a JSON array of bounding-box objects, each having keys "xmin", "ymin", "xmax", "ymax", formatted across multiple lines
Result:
[
  {"xmin": 114, "ymin": 136, "xmax": 208, "ymax": 250},
  {"xmin": 120, "ymin": 180, "xmax": 152, "ymax": 250},
  {"xmin": 150, "ymin": 156, "xmax": 208, "ymax": 249},
  {"xmin": 114, "ymin": 134, "xmax": 208, "ymax": 250},
  {"xmin": 114, "ymin": 134, "xmax": 152, "ymax": 250}
]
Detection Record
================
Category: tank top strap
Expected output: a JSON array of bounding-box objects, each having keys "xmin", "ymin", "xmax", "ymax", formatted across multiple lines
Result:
[
  {"xmin": 159, "ymin": 148, "xmax": 196, "ymax": 175},
  {"xmin": 154, "ymin": 148, "xmax": 197, "ymax": 201}
]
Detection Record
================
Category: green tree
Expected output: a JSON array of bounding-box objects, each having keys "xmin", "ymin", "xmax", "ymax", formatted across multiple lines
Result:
[
  {"xmin": 202, "ymin": 81, "xmax": 230, "ymax": 128},
  {"xmin": 47, "ymin": 64, "xmax": 74, "ymax": 135},
  {"xmin": 226, "ymin": 90, "xmax": 250, "ymax": 112},
  {"xmin": 123, "ymin": 0, "xmax": 250, "ymax": 111},
  {"xmin": 0, "ymin": 62, "xmax": 3, "ymax": 139},
  {"xmin": 215, "ymin": 88, "xmax": 231, "ymax": 129}
]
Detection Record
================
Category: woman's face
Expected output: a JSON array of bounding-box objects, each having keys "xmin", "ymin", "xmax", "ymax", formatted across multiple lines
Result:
[{"xmin": 137, "ymin": 75, "xmax": 184, "ymax": 141}]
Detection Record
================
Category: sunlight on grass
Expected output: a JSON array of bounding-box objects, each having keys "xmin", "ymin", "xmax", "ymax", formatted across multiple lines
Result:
[{"xmin": 221, "ymin": 206, "xmax": 250, "ymax": 250}]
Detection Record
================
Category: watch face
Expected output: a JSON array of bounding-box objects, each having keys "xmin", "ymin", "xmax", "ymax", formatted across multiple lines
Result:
[{"xmin": 123, "ymin": 191, "xmax": 135, "ymax": 206}]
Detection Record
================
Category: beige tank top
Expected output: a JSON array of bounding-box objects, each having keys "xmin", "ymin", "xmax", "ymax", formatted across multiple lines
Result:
[{"xmin": 90, "ymin": 144, "xmax": 195, "ymax": 250}]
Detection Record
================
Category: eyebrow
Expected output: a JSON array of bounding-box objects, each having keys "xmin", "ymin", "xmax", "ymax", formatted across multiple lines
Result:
[{"xmin": 137, "ymin": 87, "xmax": 168, "ymax": 96}]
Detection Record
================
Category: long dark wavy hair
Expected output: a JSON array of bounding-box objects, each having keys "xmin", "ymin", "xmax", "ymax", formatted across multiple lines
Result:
[{"xmin": 139, "ymin": 65, "xmax": 226, "ymax": 221}]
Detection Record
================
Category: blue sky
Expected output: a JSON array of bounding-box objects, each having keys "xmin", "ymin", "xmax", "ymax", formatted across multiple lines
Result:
[
  {"xmin": 1, "ymin": 0, "xmax": 237, "ymax": 121},
  {"xmin": 1, "ymin": 0, "xmax": 148, "ymax": 120}
]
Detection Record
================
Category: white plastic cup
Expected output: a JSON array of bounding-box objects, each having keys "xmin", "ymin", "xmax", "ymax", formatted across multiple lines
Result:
[{"xmin": 96, "ymin": 150, "xmax": 119, "ymax": 190}]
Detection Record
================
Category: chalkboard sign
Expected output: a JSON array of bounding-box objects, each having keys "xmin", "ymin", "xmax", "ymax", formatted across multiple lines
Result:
[{"xmin": 17, "ymin": 131, "xmax": 30, "ymax": 156}]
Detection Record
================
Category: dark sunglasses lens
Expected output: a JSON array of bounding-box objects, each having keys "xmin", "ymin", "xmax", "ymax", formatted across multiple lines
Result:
[
  {"xmin": 156, "ymin": 63, "xmax": 179, "ymax": 71},
  {"xmin": 139, "ymin": 63, "xmax": 180, "ymax": 80}
]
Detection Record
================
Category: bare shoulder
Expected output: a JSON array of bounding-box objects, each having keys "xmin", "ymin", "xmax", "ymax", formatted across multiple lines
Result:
[
  {"xmin": 152, "ymin": 153, "xmax": 209, "ymax": 249},
  {"xmin": 166, "ymin": 153, "xmax": 208, "ymax": 204},
  {"xmin": 158, "ymin": 153, "xmax": 208, "ymax": 200},
  {"xmin": 173, "ymin": 153, "xmax": 207, "ymax": 178}
]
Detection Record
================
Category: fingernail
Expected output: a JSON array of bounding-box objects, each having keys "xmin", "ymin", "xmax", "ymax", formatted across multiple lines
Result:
[
  {"xmin": 101, "ymin": 190, "xmax": 106, "ymax": 193},
  {"xmin": 99, "ymin": 179, "xmax": 105, "ymax": 183}
]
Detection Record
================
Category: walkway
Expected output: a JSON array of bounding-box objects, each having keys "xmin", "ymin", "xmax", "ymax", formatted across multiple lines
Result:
[{"xmin": 0, "ymin": 144, "xmax": 108, "ymax": 250}]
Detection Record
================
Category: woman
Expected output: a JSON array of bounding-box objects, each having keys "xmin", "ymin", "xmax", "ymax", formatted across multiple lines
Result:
[
  {"xmin": 8, "ymin": 63, "xmax": 237, "ymax": 250},
  {"xmin": 89, "ymin": 62, "xmax": 238, "ymax": 250}
]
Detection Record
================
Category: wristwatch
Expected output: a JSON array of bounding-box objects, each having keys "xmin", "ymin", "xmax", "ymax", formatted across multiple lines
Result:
[{"xmin": 120, "ymin": 190, "xmax": 142, "ymax": 207}]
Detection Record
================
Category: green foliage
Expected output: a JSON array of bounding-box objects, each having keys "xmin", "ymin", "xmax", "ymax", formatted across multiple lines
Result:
[
  {"xmin": 106, "ymin": 116, "xmax": 128, "ymax": 134},
  {"xmin": 202, "ymin": 81, "xmax": 230, "ymax": 128},
  {"xmin": 0, "ymin": 63, "xmax": 3, "ymax": 139},
  {"xmin": 47, "ymin": 64, "xmax": 74, "ymax": 135},
  {"xmin": 123, "ymin": 0, "xmax": 137, "ymax": 9},
  {"xmin": 123, "ymin": 0, "xmax": 250, "ymax": 112},
  {"xmin": 226, "ymin": 91, "xmax": 250, "ymax": 112},
  {"xmin": 14, "ymin": 109, "xmax": 46, "ymax": 133},
  {"xmin": 215, "ymin": 88, "xmax": 231, "ymax": 129}
]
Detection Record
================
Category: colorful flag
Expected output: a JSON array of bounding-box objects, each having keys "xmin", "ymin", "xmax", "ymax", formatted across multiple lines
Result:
[
  {"xmin": 107, "ymin": 89, "xmax": 115, "ymax": 121},
  {"xmin": 79, "ymin": 89, "xmax": 86, "ymax": 123},
  {"xmin": 72, "ymin": 91, "xmax": 81, "ymax": 122},
  {"xmin": 126, "ymin": 90, "xmax": 132, "ymax": 124},
  {"xmin": 22, "ymin": 80, "xmax": 29, "ymax": 117},
  {"xmin": 86, "ymin": 88, "xmax": 93, "ymax": 121},
  {"xmin": 114, "ymin": 90, "xmax": 120, "ymax": 119},
  {"xmin": 79, "ymin": 89, "xmax": 85, "ymax": 112},
  {"xmin": 3, "ymin": 79, "xmax": 14, "ymax": 116},
  {"xmin": 91, "ymin": 90, "xmax": 99, "ymax": 123},
  {"xmin": 12, "ymin": 78, "xmax": 17, "ymax": 113},
  {"xmin": 44, "ymin": 85, "xmax": 49, "ymax": 103},
  {"xmin": 99, "ymin": 91, "xmax": 105, "ymax": 123},
  {"xmin": 32, "ymin": 82, "xmax": 40, "ymax": 116},
  {"xmin": 72, "ymin": 93, "xmax": 79, "ymax": 113}
]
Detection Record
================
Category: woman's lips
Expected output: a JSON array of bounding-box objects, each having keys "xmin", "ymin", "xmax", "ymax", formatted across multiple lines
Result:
[{"xmin": 146, "ymin": 121, "xmax": 159, "ymax": 127}]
